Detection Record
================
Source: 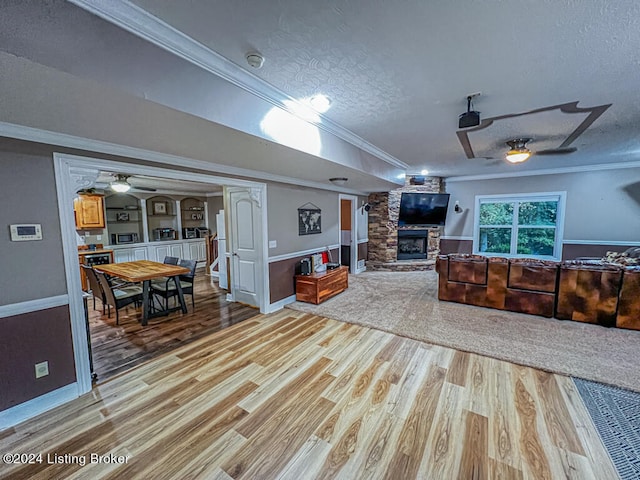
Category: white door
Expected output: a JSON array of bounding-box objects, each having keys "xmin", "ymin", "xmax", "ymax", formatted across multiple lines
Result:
[
  {"xmin": 216, "ymin": 210, "xmax": 228, "ymax": 289},
  {"xmin": 227, "ymin": 188, "xmax": 263, "ymax": 308}
]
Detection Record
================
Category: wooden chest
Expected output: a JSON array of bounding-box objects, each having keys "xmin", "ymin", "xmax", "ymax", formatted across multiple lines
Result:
[{"xmin": 295, "ymin": 266, "xmax": 348, "ymax": 304}]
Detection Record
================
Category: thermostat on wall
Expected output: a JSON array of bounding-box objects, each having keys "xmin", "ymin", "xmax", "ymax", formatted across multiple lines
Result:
[{"xmin": 10, "ymin": 224, "xmax": 42, "ymax": 241}]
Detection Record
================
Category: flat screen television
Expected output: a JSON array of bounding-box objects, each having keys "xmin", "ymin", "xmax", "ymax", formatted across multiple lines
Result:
[{"xmin": 398, "ymin": 193, "xmax": 450, "ymax": 227}]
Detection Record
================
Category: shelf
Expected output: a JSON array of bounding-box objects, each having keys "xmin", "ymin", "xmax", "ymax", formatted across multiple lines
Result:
[{"xmin": 106, "ymin": 207, "xmax": 140, "ymax": 211}]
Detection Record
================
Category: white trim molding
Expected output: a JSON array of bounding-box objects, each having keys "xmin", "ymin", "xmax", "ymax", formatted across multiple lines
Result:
[
  {"xmin": 0, "ymin": 295, "xmax": 69, "ymax": 319},
  {"xmin": 268, "ymin": 244, "xmax": 341, "ymax": 263},
  {"xmin": 357, "ymin": 238, "xmax": 369, "ymax": 244},
  {"xmin": 0, "ymin": 383, "xmax": 79, "ymax": 430},
  {"xmin": 446, "ymin": 159, "xmax": 640, "ymax": 182},
  {"xmin": 440, "ymin": 236, "xmax": 474, "ymax": 241},
  {"xmin": 563, "ymin": 239, "xmax": 640, "ymax": 246},
  {"xmin": 0, "ymin": 121, "xmax": 367, "ymax": 195},
  {"xmin": 266, "ymin": 295, "xmax": 297, "ymax": 314},
  {"xmin": 67, "ymin": 0, "xmax": 407, "ymax": 172}
]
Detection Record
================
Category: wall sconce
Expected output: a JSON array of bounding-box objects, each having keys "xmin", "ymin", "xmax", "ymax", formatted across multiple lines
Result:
[{"xmin": 454, "ymin": 201, "xmax": 462, "ymax": 213}]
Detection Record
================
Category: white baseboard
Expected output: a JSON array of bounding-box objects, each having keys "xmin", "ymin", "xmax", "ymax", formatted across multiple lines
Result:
[
  {"xmin": 0, "ymin": 383, "xmax": 79, "ymax": 431},
  {"xmin": 266, "ymin": 295, "xmax": 297, "ymax": 313}
]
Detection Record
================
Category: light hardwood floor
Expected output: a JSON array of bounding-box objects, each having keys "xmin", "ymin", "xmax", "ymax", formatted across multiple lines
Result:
[{"xmin": 1, "ymin": 310, "xmax": 617, "ymax": 479}]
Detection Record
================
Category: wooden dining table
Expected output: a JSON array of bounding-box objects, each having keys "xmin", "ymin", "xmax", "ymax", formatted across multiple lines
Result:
[{"xmin": 94, "ymin": 260, "xmax": 190, "ymax": 326}]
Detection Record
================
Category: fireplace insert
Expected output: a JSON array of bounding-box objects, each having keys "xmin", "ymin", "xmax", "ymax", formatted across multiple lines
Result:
[{"xmin": 397, "ymin": 229, "xmax": 429, "ymax": 260}]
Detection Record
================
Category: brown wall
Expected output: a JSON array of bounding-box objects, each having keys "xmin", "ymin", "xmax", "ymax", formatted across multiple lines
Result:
[
  {"xmin": 0, "ymin": 306, "xmax": 76, "ymax": 411},
  {"xmin": 269, "ymin": 248, "xmax": 340, "ymax": 303},
  {"xmin": 440, "ymin": 239, "xmax": 473, "ymax": 255},
  {"xmin": 439, "ymin": 239, "xmax": 635, "ymax": 260},
  {"xmin": 561, "ymin": 243, "xmax": 633, "ymax": 261}
]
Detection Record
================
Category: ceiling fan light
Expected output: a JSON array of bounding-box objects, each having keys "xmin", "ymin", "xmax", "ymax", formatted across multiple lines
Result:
[
  {"xmin": 505, "ymin": 150, "xmax": 531, "ymax": 163},
  {"xmin": 110, "ymin": 181, "xmax": 131, "ymax": 192},
  {"xmin": 329, "ymin": 177, "xmax": 348, "ymax": 186}
]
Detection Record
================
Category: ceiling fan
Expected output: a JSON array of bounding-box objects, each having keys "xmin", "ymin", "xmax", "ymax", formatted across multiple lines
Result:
[
  {"xmin": 504, "ymin": 138, "xmax": 577, "ymax": 164},
  {"xmin": 108, "ymin": 174, "xmax": 157, "ymax": 193}
]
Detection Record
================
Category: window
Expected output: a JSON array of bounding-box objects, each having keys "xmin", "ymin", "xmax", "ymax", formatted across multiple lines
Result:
[{"xmin": 473, "ymin": 192, "xmax": 565, "ymax": 260}]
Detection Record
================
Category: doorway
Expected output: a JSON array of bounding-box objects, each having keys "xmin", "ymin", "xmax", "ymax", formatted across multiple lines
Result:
[
  {"xmin": 54, "ymin": 153, "xmax": 269, "ymax": 396},
  {"xmin": 339, "ymin": 194, "xmax": 358, "ymax": 273}
]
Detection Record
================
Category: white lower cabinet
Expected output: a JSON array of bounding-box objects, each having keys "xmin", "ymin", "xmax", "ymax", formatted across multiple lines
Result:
[
  {"xmin": 112, "ymin": 246, "xmax": 149, "ymax": 263},
  {"xmin": 112, "ymin": 240, "xmax": 205, "ymax": 264}
]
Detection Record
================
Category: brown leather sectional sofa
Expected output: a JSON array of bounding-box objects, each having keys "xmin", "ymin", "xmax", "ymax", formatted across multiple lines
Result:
[{"xmin": 436, "ymin": 254, "xmax": 640, "ymax": 329}]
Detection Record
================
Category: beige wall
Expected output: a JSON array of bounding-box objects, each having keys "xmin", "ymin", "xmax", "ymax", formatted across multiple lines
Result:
[
  {"xmin": 0, "ymin": 148, "xmax": 67, "ymax": 304},
  {"xmin": 266, "ymin": 184, "xmax": 340, "ymax": 256},
  {"xmin": 444, "ymin": 167, "xmax": 640, "ymax": 243}
]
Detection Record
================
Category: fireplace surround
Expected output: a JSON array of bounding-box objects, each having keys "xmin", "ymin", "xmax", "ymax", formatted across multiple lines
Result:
[{"xmin": 366, "ymin": 176, "xmax": 444, "ymax": 271}]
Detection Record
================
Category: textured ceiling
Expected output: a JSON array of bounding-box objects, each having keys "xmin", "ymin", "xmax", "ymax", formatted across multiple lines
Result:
[
  {"xmin": 127, "ymin": 0, "xmax": 640, "ymax": 176},
  {"xmin": 1, "ymin": 0, "xmax": 640, "ymax": 189}
]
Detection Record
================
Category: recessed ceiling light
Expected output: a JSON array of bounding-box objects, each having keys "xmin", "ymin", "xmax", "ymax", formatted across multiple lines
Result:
[
  {"xmin": 309, "ymin": 94, "xmax": 332, "ymax": 113},
  {"xmin": 421, "ymin": 169, "xmax": 429, "ymax": 175}
]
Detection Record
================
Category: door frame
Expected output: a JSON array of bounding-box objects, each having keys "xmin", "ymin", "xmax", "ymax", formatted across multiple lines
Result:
[
  {"xmin": 53, "ymin": 152, "xmax": 269, "ymax": 396},
  {"xmin": 338, "ymin": 194, "xmax": 358, "ymax": 273}
]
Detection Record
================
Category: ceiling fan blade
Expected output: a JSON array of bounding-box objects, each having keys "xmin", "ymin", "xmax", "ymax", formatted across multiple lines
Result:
[
  {"xmin": 131, "ymin": 185, "xmax": 157, "ymax": 192},
  {"xmin": 535, "ymin": 147, "xmax": 577, "ymax": 155}
]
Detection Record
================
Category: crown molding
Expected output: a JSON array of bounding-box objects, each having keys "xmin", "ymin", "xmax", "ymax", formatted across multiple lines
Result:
[
  {"xmin": 445, "ymin": 159, "xmax": 640, "ymax": 182},
  {"xmin": 0, "ymin": 121, "xmax": 367, "ymax": 195},
  {"xmin": 67, "ymin": 0, "xmax": 408, "ymax": 171}
]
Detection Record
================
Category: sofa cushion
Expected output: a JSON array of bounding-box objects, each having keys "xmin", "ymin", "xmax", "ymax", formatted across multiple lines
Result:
[
  {"xmin": 448, "ymin": 256, "xmax": 488, "ymax": 285},
  {"xmin": 507, "ymin": 260, "xmax": 559, "ymax": 293}
]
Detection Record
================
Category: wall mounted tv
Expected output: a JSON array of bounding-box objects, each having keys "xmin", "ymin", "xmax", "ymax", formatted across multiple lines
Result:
[{"xmin": 398, "ymin": 193, "xmax": 450, "ymax": 227}]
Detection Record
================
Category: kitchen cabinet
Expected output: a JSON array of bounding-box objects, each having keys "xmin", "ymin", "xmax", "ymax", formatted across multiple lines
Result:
[
  {"xmin": 112, "ymin": 246, "xmax": 148, "ymax": 263},
  {"xmin": 74, "ymin": 194, "xmax": 105, "ymax": 229},
  {"xmin": 78, "ymin": 249, "xmax": 113, "ymax": 291}
]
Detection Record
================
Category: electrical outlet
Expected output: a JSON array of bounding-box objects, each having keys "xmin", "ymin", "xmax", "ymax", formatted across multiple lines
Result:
[
  {"xmin": 35, "ymin": 361, "xmax": 49, "ymax": 378},
  {"xmin": 96, "ymin": 235, "xmax": 102, "ymax": 241},
  {"xmin": 268, "ymin": 240, "xmax": 277, "ymax": 248}
]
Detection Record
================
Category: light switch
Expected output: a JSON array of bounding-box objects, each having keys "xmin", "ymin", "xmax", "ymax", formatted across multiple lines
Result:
[
  {"xmin": 35, "ymin": 361, "xmax": 49, "ymax": 378},
  {"xmin": 269, "ymin": 240, "xmax": 277, "ymax": 248}
]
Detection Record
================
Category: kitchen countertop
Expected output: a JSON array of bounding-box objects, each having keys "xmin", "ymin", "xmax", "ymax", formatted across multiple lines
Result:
[{"xmin": 77, "ymin": 248, "xmax": 113, "ymax": 256}]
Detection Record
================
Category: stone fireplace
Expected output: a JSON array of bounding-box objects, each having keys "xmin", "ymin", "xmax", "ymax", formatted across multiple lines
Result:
[{"xmin": 367, "ymin": 176, "xmax": 443, "ymax": 271}]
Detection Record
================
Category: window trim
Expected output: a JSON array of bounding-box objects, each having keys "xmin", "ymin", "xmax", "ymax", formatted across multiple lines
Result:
[{"xmin": 472, "ymin": 191, "xmax": 566, "ymax": 260}]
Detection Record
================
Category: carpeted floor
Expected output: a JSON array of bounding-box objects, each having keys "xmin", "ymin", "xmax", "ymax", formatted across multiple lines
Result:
[
  {"xmin": 286, "ymin": 270, "xmax": 640, "ymax": 393},
  {"xmin": 574, "ymin": 378, "xmax": 640, "ymax": 479}
]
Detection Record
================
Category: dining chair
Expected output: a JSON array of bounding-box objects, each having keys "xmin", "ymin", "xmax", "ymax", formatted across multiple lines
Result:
[
  {"xmin": 81, "ymin": 264, "xmax": 105, "ymax": 314},
  {"xmin": 151, "ymin": 259, "xmax": 197, "ymax": 311},
  {"xmin": 95, "ymin": 270, "xmax": 144, "ymax": 325},
  {"xmin": 163, "ymin": 256, "xmax": 179, "ymax": 265}
]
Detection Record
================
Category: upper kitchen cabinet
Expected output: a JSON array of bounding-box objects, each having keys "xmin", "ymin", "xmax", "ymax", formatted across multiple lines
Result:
[{"xmin": 74, "ymin": 193, "xmax": 105, "ymax": 229}]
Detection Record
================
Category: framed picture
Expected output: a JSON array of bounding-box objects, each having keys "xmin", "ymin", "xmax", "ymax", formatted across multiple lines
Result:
[
  {"xmin": 298, "ymin": 206, "xmax": 321, "ymax": 235},
  {"xmin": 153, "ymin": 201, "xmax": 167, "ymax": 215},
  {"xmin": 116, "ymin": 212, "xmax": 130, "ymax": 222}
]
